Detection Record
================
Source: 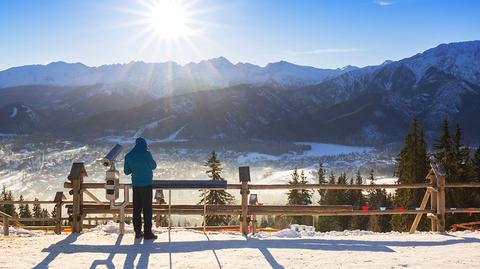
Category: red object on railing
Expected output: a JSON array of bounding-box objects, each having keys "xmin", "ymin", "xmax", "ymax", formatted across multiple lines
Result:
[
  {"xmin": 362, "ymin": 206, "xmax": 369, "ymax": 211},
  {"xmin": 258, "ymin": 202, "xmax": 264, "ymax": 207},
  {"xmin": 468, "ymin": 208, "xmax": 474, "ymax": 216},
  {"xmin": 397, "ymin": 207, "xmax": 405, "ymax": 211}
]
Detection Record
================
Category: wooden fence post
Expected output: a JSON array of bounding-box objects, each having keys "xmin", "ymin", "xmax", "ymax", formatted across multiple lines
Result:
[
  {"xmin": 437, "ymin": 174, "xmax": 446, "ymax": 232},
  {"xmin": 429, "ymin": 176, "xmax": 438, "ymax": 232},
  {"xmin": 430, "ymin": 163, "xmax": 446, "ymax": 232},
  {"xmin": 68, "ymin": 163, "xmax": 87, "ymax": 233},
  {"xmin": 239, "ymin": 167, "xmax": 251, "ymax": 236},
  {"xmin": 2, "ymin": 216, "xmax": 8, "ymax": 236},
  {"xmin": 54, "ymin": 192, "xmax": 65, "ymax": 235}
]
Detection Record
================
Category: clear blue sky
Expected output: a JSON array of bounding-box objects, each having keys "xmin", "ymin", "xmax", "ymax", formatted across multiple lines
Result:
[{"xmin": 0, "ymin": 0, "xmax": 479, "ymax": 70}]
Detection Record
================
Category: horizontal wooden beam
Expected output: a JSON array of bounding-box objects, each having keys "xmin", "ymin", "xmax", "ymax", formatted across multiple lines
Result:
[
  {"xmin": 247, "ymin": 183, "xmax": 431, "ymax": 190},
  {"xmin": 64, "ymin": 182, "xmax": 434, "ymax": 190},
  {"xmin": 64, "ymin": 181, "xmax": 480, "ymax": 190},
  {"xmin": 80, "ymin": 204, "xmax": 433, "ymax": 216},
  {"xmin": 0, "ymin": 211, "xmax": 12, "ymax": 218},
  {"xmin": 12, "ymin": 218, "xmax": 55, "ymax": 222},
  {"xmin": 446, "ymin": 208, "xmax": 480, "ymax": 213},
  {"xmin": 20, "ymin": 225, "xmax": 96, "ymax": 230},
  {"xmin": 64, "ymin": 182, "xmax": 237, "ymax": 190},
  {"xmin": 445, "ymin": 183, "xmax": 480, "ymax": 188},
  {"xmin": 0, "ymin": 201, "xmax": 59, "ymax": 205}
]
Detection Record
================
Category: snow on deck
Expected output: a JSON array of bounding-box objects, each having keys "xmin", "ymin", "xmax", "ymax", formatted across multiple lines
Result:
[{"xmin": 1, "ymin": 223, "xmax": 480, "ymax": 268}]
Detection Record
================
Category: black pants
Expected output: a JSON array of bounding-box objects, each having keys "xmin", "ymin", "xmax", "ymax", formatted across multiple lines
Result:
[{"xmin": 132, "ymin": 185, "xmax": 153, "ymax": 235}]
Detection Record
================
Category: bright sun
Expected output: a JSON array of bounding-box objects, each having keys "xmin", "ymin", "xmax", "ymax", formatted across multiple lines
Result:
[
  {"xmin": 117, "ymin": 0, "xmax": 211, "ymax": 57},
  {"xmin": 146, "ymin": 0, "xmax": 195, "ymax": 39}
]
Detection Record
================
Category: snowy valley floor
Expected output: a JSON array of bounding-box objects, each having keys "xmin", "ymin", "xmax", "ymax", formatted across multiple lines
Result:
[{"xmin": 1, "ymin": 224, "xmax": 480, "ymax": 269}]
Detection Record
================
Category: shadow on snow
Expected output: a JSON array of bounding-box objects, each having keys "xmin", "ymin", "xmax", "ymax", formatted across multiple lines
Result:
[{"xmin": 33, "ymin": 233, "xmax": 480, "ymax": 269}]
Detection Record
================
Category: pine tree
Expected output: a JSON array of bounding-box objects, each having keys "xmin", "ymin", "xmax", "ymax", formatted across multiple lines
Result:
[
  {"xmin": 41, "ymin": 208, "xmax": 50, "ymax": 225},
  {"xmin": 392, "ymin": 119, "xmax": 430, "ymax": 231},
  {"xmin": 314, "ymin": 162, "xmax": 327, "ymax": 228},
  {"xmin": 447, "ymin": 123, "xmax": 476, "ymax": 224},
  {"xmin": 287, "ymin": 168, "xmax": 301, "ymax": 205},
  {"xmin": 367, "ymin": 169, "xmax": 390, "ymax": 232},
  {"xmin": 432, "ymin": 120, "xmax": 478, "ymax": 226},
  {"xmin": 349, "ymin": 171, "xmax": 368, "ymax": 230},
  {"xmin": 316, "ymin": 172, "xmax": 341, "ymax": 231},
  {"xmin": 473, "ymin": 147, "xmax": 480, "ymax": 181},
  {"xmin": 1, "ymin": 186, "xmax": 16, "ymax": 217},
  {"xmin": 336, "ymin": 172, "xmax": 351, "ymax": 230},
  {"xmin": 33, "ymin": 198, "xmax": 43, "ymax": 226},
  {"xmin": 433, "ymin": 118, "xmax": 455, "ymax": 177},
  {"xmin": 0, "ymin": 186, "xmax": 5, "ymax": 213},
  {"xmin": 317, "ymin": 162, "xmax": 327, "ymax": 198},
  {"xmin": 199, "ymin": 151, "xmax": 234, "ymax": 226},
  {"xmin": 51, "ymin": 206, "xmax": 57, "ymax": 220},
  {"xmin": 300, "ymin": 170, "xmax": 313, "ymax": 205},
  {"xmin": 287, "ymin": 169, "xmax": 312, "ymax": 225},
  {"xmin": 19, "ymin": 195, "xmax": 32, "ymax": 225}
]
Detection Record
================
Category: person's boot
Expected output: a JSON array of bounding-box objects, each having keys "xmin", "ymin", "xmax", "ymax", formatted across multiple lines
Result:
[
  {"xmin": 135, "ymin": 231, "xmax": 144, "ymax": 239},
  {"xmin": 144, "ymin": 233, "xmax": 158, "ymax": 240}
]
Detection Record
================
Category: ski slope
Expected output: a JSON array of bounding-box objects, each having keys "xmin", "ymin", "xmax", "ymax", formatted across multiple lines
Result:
[{"xmin": 1, "ymin": 223, "xmax": 480, "ymax": 268}]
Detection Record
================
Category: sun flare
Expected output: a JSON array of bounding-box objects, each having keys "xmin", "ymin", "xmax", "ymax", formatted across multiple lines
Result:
[{"xmin": 144, "ymin": 0, "xmax": 196, "ymax": 39}]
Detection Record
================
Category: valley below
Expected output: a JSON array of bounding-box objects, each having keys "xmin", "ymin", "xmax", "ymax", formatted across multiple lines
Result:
[{"xmin": 0, "ymin": 136, "xmax": 396, "ymax": 206}]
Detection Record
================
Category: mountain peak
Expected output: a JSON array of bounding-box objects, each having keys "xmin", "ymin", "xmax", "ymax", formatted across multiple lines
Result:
[
  {"xmin": 266, "ymin": 60, "xmax": 297, "ymax": 68},
  {"xmin": 340, "ymin": 65, "xmax": 359, "ymax": 72},
  {"xmin": 206, "ymin": 57, "xmax": 233, "ymax": 66}
]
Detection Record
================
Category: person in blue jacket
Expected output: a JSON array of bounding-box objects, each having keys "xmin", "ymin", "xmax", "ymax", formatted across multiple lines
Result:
[{"xmin": 124, "ymin": 137, "xmax": 158, "ymax": 240}]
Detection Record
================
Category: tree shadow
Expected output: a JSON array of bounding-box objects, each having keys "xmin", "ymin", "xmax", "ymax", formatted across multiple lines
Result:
[{"xmin": 35, "ymin": 233, "xmax": 480, "ymax": 268}]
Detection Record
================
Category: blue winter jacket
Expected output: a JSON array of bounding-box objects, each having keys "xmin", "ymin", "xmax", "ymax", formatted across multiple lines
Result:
[{"xmin": 124, "ymin": 137, "xmax": 157, "ymax": 187}]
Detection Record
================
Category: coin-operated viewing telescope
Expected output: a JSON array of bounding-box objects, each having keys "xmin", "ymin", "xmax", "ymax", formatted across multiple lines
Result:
[{"xmin": 102, "ymin": 144, "xmax": 123, "ymax": 201}]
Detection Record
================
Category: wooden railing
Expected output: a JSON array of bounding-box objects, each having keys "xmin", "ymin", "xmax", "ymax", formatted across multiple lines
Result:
[{"xmin": 2, "ymin": 162, "xmax": 480, "ymax": 236}]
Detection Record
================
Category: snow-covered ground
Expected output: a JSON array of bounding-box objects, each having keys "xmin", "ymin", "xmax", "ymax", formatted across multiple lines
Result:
[{"xmin": 1, "ymin": 223, "xmax": 480, "ymax": 268}]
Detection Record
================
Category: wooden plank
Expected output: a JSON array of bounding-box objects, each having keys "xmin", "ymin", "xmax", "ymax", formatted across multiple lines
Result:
[
  {"xmin": 444, "ymin": 183, "xmax": 480, "ymax": 188},
  {"xmin": 0, "ymin": 201, "xmax": 58, "ymax": 205},
  {"xmin": 152, "ymin": 180, "xmax": 227, "ymax": 189},
  {"xmin": 240, "ymin": 181, "xmax": 249, "ymax": 236},
  {"xmin": 247, "ymin": 183, "xmax": 431, "ymax": 190},
  {"xmin": 64, "ymin": 182, "xmax": 434, "ymax": 190},
  {"xmin": 0, "ymin": 211, "xmax": 12, "ymax": 218},
  {"xmin": 437, "ymin": 175, "xmax": 446, "ymax": 232},
  {"xmin": 12, "ymin": 218, "xmax": 55, "ymax": 222},
  {"xmin": 55, "ymin": 202, "xmax": 62, "ymax": 235},
  {"xmin": 2, "ymin": 216, "xmax": 8, "ymax": 236},
  {"xmin": 84, "ymin": 190, "xmax": 103, "ymax": 205},
  {"xmin": 430, "ymin": 194, "xmax": 438, "ymax": 232},
  {"xmin": 409, "ymin": 189, "xmax": 431, "ymax": 234},
  {"xmin": 64, "ymin": 181, "xmax": 480, "ymax": 190},
  {"xmin": 70, "ymin": 163, "xmax": 85, "ymax": 233},
  {"xmin": 81, "ymin": 207, "xmax": 432, "ymax": 216},
  {"xmin": 446, "ymin": 208, "xmax": 480, "ymax": 213},
  {"xmin": 53, "ymin": 191, "xmax": 64, "ymax": 235},
  {"xmin": 250, "ymin": 205, "xmax": 353, "ymax": 212}
]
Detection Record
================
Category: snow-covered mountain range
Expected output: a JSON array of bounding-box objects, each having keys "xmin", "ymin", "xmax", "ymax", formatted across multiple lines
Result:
[
  {"xmin": 0, "ymin": 57, "xmax": 352, "ymax": 95},
  {"xmin": 1, "ymin": 40, "xmax": 479, "ymax": 145}
]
